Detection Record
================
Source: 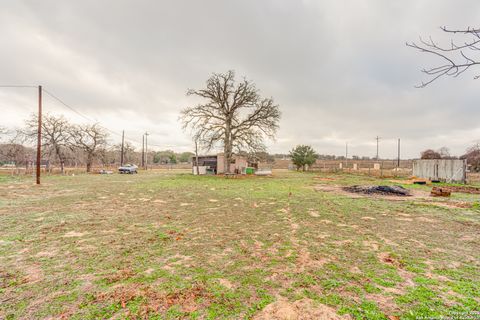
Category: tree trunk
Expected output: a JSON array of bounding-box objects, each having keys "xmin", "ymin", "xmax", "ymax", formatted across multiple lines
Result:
[
  {"xmin": 224, "ymin": 146, "xmax": 230, "ymax": 174},
  {"xmin": 86, "ymin": 154, "xmax": 93, "ymax": 173},
  {"xmin": 194, "ymin": 139, "xmax": 199, "ymax": 175},
  {"xmin": 224, "ymin": 121, "xmax": 232, "ymax": 174}
]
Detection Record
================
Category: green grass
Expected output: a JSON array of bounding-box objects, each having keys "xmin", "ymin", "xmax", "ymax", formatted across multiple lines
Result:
[{"xmin": 0, "ymin": 170, "xmax": 479, "ymax": 319}]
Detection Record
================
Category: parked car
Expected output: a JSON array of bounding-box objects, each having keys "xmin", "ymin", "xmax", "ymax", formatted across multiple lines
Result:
[{"xmin": 118, "ymin": 164, "xmax": 138, "ymax": 174}]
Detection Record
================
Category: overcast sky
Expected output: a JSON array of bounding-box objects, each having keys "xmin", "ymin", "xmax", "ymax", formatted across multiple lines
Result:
[{"xmin": 1, "ymin": 0, "xmax": 479, "ymax": 158}]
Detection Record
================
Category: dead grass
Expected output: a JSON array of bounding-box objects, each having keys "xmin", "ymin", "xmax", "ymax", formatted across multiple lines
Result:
[{"xmin": 0, "ymin": 170, "xmax": 479, "ymax": 319}]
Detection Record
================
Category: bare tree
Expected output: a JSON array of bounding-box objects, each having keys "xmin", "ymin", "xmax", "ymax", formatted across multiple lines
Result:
[
  {"xmin": 461, "ymin": 143, "xmax": 480, "ymax": 172},
  {"xmin": 70, "ymin": 123, "xmax": 108, "ymax": 172},
  {"xmin": 0, "ymin": 126, "xmax": 8, "ymax": 143},
  {"xmin": 420, "ymin": 149, "xmax": 441, "ymax": 159},
  {"xmin": 0, "ymin": 129, "xmax": 35, "ymax": 168},
  {"xmin": 24, "ymin": 113, "xmax": 72, "ymax": 174},
  {"xmin": 407, "ymin": 26, "xmax": 480, "ymax": 87},
  {"xmin": 180, "ymin": 70, "xmax": 281, "ymax": 173},
  {"xmin": 113, "ymin": 141, "xmax": 137, "ymax": 164}
]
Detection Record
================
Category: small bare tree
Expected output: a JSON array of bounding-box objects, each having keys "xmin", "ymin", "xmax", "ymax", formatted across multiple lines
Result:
[
  {"xmin": 24, "ymin": 113, "xmax": 72, "ymax": 174},
  {"xmin": 0, "ymin": 126, "xmax": 8, "ymax": 143},
  {"xmin": 180, "ymin": 71, "xmax": 281, "ymax": 173},
  {"xmin": 113, "ymin": 141, "xmax": 136, "ymax": 164},
  {"xmin": 70, "ymin": 123, "xmax": 108, "ymax": 172},
  {"xmin": 407, "ymin": 26, "xmax": 480, "ymax": 87}
]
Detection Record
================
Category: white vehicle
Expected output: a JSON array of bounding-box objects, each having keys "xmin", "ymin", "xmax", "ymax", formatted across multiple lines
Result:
[{"xmin": 118, "ymin": 164, "xmax": 138, "ymax": 174}]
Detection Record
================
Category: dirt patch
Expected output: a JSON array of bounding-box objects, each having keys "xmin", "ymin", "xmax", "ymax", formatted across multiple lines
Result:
[
  {"xmin": 96, "ymin": 283, "xmax": 213, "ymax": 315},
  {"xmin": 253, "ymin": 298, "xmax": 350, "ymax": 320},
  {"xmin": 420, "ymin": 201, "xmax": 473, "ymax": 209},
  {"xmin": 1, "ymin": 270, "xmax": 24, "ymax": 288},
  {"xmin": 314, "ymin": 177, "xmax": 336, "ymax": 181},
  {"xmin": 103, "ymin": 269, "xmax": 135, "ymax": 284},
  {"xmin": 378, "ymin": 252, "xmax": 404, "ymax": 268},
  {"xmin": 36, "ymin": 250, "xmax": 58, "ymax": 258},
  {"xmin": 334, "ymin": 240, "xmax": 354, "ymax": 246},
  {"xmin": 395, "ymin": 217, "xmax": 413, "ymax": 222},
  {"xmin": 320, "ymin": 219, "xmax": 333, "ymax": 224},
  {"xmin": 308, "ymin": 210, "xmax": 319, "ymax": 217},
  {"xmin": 63, "ymin": 231, "xmax": 86, "ymax": 238},
  {"xmin": 364, "ymin": 293, "xmax": 400, "ymax": 316},
  {"xmin": 362, "ymin": 240, "xmax": 380, "ymax": 251},
  {"xmin": 218, "ymin": 278, "xmax": 234, "ymax": 289},
  {"xmin": 296, "ymin": 250, "xmax": 329, "ymax": 270},
  {"xmin": 25, "ymin": 264, "xmax": 43, "ymax": 283},
  {"xmin": 415, "ymin": 217, "xmax": 437, "ymax": 223}
]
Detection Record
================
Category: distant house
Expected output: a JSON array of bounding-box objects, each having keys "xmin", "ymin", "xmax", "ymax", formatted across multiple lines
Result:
[{"xmin": 192, "ymin": 153, "xmax": 257, "ymax": 175}]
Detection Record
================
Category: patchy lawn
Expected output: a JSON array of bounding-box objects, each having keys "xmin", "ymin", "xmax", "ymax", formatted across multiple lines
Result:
[{"xmin": 0, "ymin": 170, "xmax": 479, "ymax": 319}]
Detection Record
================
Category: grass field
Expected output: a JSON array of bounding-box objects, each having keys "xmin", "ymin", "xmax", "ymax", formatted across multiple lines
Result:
[{"xmin": 0, "ymin": 170, "xmax": 479, "ymax": 319}]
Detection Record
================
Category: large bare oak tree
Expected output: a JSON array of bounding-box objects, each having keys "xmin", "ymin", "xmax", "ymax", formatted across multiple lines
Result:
[
  {"xmin": 180, "ymin": 71, "xmax": 281, "ymax": 173},
  {"xmin": 407, "ymin": 26, "xmax": 480, "ymax": 87}
]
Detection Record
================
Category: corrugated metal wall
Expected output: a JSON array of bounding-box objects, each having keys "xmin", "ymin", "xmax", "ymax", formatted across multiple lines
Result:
[{"xmin": 412, "ymin": 159, "xmax": 466, "ymax": 183}]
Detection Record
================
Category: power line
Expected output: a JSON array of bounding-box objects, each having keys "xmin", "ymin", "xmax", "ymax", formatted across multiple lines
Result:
[
  {"xmin": 42, "ymin": 88, "xmax": 147, "ymax": 145},
  {"xmin": 0, "ymin": 85, "xmax": 38, "ymax": 88},
  {"xmin": 42, "ymin": 88, "xmax": 97, "ymax": 124},
  {"xmin": 1, "ymin": 85, "xmax": 178, "ymax": 150}
]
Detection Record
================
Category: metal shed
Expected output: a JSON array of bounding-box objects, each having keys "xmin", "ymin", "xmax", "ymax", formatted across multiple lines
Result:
[{"xmin": 412, "ymin": 159, "xmax": 467, "ymax": 183}]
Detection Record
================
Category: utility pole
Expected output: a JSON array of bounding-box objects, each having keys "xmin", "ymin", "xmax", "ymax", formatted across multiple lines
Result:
[
  {"xmin": 397, "ymin": 138, "xmax": 401, "ymax": 167},
  {"xmin": 144, "ymin": 132, "xmax": 149, "ymax": 170},
  {"xmin": 120, "ymin": 130, "xmax": 125, "ymax": 166},
  {"xmin": 142, "ymin": 134, "xmax": 145, "ymax": 168},
  {"xmin": 345, "ymin": 142, "xmax": 348, "ymax": 169},
  {"xmin": 375, "ymin": 136, "xmax": 381, "ymax": 160},
  {"xmin": 36, "ymin": 85, "xmax": 42, "ymax": 185},
  {"xmin": 194, "ymin": 138, "xmax": 199, "ymax": 175}
]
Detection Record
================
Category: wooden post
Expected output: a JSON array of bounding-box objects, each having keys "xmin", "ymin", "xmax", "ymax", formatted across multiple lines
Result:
[
  {"xmin": 195, "ymin": 138, "xmax": 199, "ymax": 175},
  {"xmin": 120, "ymin": 130, "xmax": 125, "ymax": 166},
  {"xmin": 397, "ymin": 138, "xmax": 401, "ymax": 167},
  {"xmin": 36, "ymin": 85, "xmax": 42, "ymax": 185},
  {"xmin": 144, "ymin": 132, "xmax": 149, "ymax": 170},
  {"xmin": 142, "ymin": 134, "xmax": 145, "ymax": 168}
]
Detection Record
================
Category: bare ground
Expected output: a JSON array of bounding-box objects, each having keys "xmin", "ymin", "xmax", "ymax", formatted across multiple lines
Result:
[{"xmin": 0, "ymin": 171, "xmax": 479, "ymax": 319}]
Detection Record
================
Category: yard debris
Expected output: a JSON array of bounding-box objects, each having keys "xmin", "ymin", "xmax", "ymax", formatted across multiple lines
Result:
[
  {"xmin": 104, "ymin": 268, "xmax": 135, "ymax": 284},
  {"xmin": 255, "ymin": 169, "xmax": 272, "ymax": 176},
  {"xmin": 343, "ymin": 185, "xmax": 411, "ymax": 196},
  {"xmin": 413, "ymin": 181, "xmax": 427, "ymax": 185},
  {"xmin": 430, "ymin": 187, "xmax": 451, "ymax": 197},
  {"xmin": 435, "ymin": 185, "xmax": 480, "ymax": 195}
]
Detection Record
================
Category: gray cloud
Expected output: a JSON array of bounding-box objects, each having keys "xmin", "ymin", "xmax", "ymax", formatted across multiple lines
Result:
[{"xmin": 1, "ymin": 0, "xmax": 479, "ymax": 157}]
